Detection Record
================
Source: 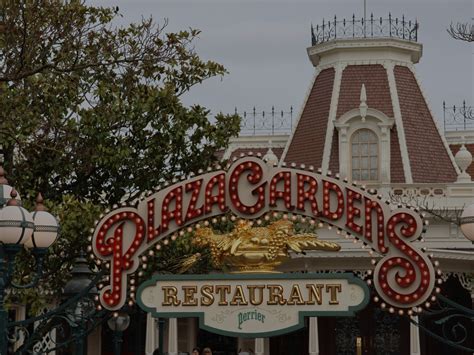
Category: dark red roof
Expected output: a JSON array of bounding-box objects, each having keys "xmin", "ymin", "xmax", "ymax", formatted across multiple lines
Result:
[
  {"xmin": 337, "ymin": 65, "xmax": 393, "ymax": 119},
  {"xmin": 390, "ymin": 128, "xmax": 406, "ymax": 183},
  {"xmin": 284, "ymin": 68, "xmax": 335, "ymax": 167},
  {"xmin": 394, "ymin": 66, "xmax": 457, "ymax": 183}
]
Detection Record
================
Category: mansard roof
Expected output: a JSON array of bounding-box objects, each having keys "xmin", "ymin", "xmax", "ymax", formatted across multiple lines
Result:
[
  {"xmin": 282, "ymin": 40, "xmax": 459, "ymax": 183},
  {"xmin": 283, "ymin": 67, "xmax": 335, "ymax": 168},
  {"xmin": 393, "ymin": 66, "xmax": 457, "ymax": 183}
]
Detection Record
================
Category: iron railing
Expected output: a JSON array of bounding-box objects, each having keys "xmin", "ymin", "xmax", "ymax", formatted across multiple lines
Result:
[
  {"xmin": 443, "ymin": 101, "xmax": 473, "ymax": 131},
  {"xmin": 237, "ymin": 106, "xmax": 293, "ymax": 136},
  {"xmin": 234, "ymin": 101, "xmax": 473, "ymax": 135},
  {"xmin": 311, "ymin": 14, "xmax": 418, "ymax": 46},
  {"xmin": 411, "ymin": 294, "xmax": 474, "ymax": 353}
]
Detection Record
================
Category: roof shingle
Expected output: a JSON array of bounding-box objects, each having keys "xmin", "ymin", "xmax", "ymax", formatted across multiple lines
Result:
[
  {"xmin": 394, "ymin": 66, "xmax": 457, "ymax": 183},
  {"xmin": 284, "ymin": 68, "xmax": 335, "ymax": 167}
]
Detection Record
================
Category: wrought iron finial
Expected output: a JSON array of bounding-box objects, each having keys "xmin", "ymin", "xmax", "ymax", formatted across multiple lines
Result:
[
  {"xmin": 7, "ymin": 189, "xmax": 19, "ymax": 206},
  {"xmin": 35, "ymin": 193, "xmax": 47, "ymax": 212}
]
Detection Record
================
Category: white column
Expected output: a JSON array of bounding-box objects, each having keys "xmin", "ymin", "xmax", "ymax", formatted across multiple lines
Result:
[
  {"xmin": 255, "ymin": 338, "xmax": 265, "ymax": 355},
  {"xmin": 264, "ymin": 338, "xmax": 270, "ymax": 355},
  {"xmin": 410, "ymin": 316, "xmax": 421, "ymax": 355},
  {"xmin": 145, "ymin": 313, "xmax": 157, "ymax": 355},
  {"xmin": 322, "ymin": 62, "xmax": 345, "ymax": 175},
  {"xmin": 308, "ymin": 317, "xmax": 320, "ymax": 355},
  {"xmin": 168, "ymin": 318, "xmax": 178, "ymax": 355}
]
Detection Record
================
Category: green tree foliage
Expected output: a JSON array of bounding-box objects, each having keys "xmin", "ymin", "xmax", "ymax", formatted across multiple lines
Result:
[
  {"xmin": 0, "ymin": 2, "xmax": 239, "ymax": 203},
  {"xmin": 0, "ymin": 1, "xmax": 240, "ymax": 309}
]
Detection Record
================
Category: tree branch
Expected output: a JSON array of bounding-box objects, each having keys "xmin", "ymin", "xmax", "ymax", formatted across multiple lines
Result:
[{"xmin": 447, "ymin": 21, "xmax": 474, "ymax": 42}]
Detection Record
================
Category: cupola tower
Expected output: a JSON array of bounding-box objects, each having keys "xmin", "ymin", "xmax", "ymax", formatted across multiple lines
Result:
[{"xmin": 282, "ymin": 15, "xmax": 458, "ymax": 184}]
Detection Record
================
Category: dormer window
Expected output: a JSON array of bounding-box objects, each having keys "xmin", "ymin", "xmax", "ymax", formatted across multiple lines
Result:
[
  {"xmin": 333, "ymin": 84, "xmax": 395, "ymax": 184},
  {"xmin": 351, "ymin": 129, "xmax": 378, "ymax": 181}
]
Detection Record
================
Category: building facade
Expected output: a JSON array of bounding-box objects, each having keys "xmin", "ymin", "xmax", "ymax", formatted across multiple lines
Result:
[
  {"xmin": 26, "ymin": 14, "xmax": 473, "ymax": 355},
  {"xmin": 139, "ymin": 15, "xmax": 474, "ymax": 355}
]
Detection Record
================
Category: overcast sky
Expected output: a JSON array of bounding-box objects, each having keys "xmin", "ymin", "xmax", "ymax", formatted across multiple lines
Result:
[{"xmin": 90, "ymin": 0, "xmax": 472, "ymax": 125}]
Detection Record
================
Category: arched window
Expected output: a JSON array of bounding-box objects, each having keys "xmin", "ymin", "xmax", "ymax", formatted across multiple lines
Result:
[{"xmin": 351, "ymin": 129, "xmax": 378, "ymax": 181}]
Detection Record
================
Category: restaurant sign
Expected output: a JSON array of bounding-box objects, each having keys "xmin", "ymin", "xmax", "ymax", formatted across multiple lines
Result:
[
  {"xmin": 92, "ymin": 156, "xmax": 437, "ymax": 315},
  {"xmin": 138, "ymin": 273, "xmax": 369, "ymax": 337}
]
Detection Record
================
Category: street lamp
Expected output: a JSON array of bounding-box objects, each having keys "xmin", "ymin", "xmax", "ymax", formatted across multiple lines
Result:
[
  {"xmin": 107, "ymin": 311, "xmax": 130, "ymax": 355},
  {"xmin": 63, "ymin": 255, "xmax": 98, "ymax": 355},
  {"xmin": 0, "ymin": 167, "xmax": 59, "ymax": 354}
]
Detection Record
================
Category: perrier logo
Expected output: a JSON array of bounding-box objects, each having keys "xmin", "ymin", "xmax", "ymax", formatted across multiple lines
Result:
[{"xmin": 238, "ymin": 309, "xmax": 266, "ymax": 329}]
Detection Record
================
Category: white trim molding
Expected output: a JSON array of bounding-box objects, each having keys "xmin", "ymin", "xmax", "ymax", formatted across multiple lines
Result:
[
  {"xmin": 224, "ymin": 134, "xmax": 290, "ymax": 161},
  {"xmin": 321, "ymin": 62, "xmax": 346, "ymax": 174},
  {"xmin": 385, "ymin": 61, "xmax": 413, "ymax": 183},
  {"xmin": 307, "ymin": 38, "xmax": 423, "ymax": 68}
]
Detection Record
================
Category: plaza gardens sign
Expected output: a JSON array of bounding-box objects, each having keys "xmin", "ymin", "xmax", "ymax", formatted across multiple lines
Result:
[{"xmin": 91, "ymin": 156, "xmax": 437, "ymax": 336}]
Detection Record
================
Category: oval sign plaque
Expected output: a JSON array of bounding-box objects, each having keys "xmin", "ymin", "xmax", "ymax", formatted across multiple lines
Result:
[{"xmin": 138, "ymin": 273, "xmax": 369, "ymax": 338}]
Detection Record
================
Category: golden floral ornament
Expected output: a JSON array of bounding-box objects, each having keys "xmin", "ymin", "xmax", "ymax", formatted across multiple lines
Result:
[{"xmin": 192, "ymin": 219, "xmax": 340, "ymax": 273}]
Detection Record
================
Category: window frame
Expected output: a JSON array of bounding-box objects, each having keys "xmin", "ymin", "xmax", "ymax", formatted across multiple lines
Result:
[{"xmin": 350, "ymin": 128, "xmax": 380, "ymax": 182}]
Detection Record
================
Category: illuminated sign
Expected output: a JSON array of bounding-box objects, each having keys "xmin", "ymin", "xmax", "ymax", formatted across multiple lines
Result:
[
  {"xmin": 138, "ymin": 273, "xmax": 369, "ymax": 337},
  {"xmin": 92, "ymin": 157, "xmax": 436, "ymax": 313}
]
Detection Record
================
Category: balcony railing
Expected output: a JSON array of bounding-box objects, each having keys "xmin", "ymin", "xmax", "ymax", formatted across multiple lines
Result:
[
  {"xmin": 443, "ymin": 101, "xmax": 473, "ymax": 131},
  {"xmin": 237, "ymin": 106, "xmax": 293, "ymax": 136},
  {"xmin": 311, "ymin": 14, "xmax": 418, "ymax": 46},
  {"xmin": 233, "ymin": 101, "xmax": 473, "ymax": 136}
]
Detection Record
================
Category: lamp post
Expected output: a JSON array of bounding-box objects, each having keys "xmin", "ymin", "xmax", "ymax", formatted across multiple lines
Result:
[
  {"xmin": 0, "ymin": 167, "xmax": 59, "ymax": 354},
  {"xmin": 107, "ymin": 312, "xmax": 130, "ymax": 355},
  {"xmin": 63, "ymin": 255, "xmax": 98, "ymax": 355}
]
